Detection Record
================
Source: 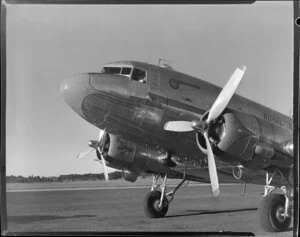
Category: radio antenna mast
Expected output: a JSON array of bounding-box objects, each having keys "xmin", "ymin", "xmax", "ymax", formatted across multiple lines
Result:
[{"xmin": 158, "ymin": 58, "xmax": 171, "ymax": 66}]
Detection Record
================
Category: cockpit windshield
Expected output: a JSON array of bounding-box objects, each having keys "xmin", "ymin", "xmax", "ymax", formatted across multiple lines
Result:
[
  {"xmin": 101, "ymin": 66, "xmax": 132, "ymax": 76},
  {"xmin": 101, "ymin": 65, "xmax": 146, "ymax": 84},
  {"xmin": 121, "ymin": 67, "xmax": 132, "ymax": 75}
]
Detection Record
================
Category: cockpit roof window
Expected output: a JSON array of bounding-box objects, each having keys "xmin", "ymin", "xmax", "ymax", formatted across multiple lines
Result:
[{"xmin": 102, "ymin": 67, "xmax": 121, "ymax": 74}]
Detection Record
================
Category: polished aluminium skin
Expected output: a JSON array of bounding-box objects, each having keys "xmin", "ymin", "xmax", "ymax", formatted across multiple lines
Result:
[{"xmin": 61, "ymin": 61, "xmax": 293, "ymax": 232}]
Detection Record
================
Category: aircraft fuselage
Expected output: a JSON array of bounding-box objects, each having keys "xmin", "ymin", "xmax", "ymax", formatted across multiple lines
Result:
[{"xmin": 61, "ymin": 61, "xmax": 293, "ymax": 177}]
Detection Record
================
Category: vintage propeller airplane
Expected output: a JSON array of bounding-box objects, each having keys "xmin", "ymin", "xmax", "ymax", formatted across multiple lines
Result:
[{"xmin": 60, "ymin": 60, "xmax": 293, "ymax": 232}]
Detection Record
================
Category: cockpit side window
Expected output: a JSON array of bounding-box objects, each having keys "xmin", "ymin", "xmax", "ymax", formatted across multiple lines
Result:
[
  {"xmin": 131, "ymin": 68, "xmax": 146, "ymax": 83},
  {"xmin": 101, "ymin": 67, "xmax": 121, "ymax": 74},
  {"xmin": 121, "ymin": 67, "xmax": 132, "ymax": 75}
]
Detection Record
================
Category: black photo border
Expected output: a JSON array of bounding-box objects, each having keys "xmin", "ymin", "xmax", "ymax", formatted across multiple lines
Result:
[{"xmin": 0, "ymin": 1, "xmax": 298, "ymax": 236}]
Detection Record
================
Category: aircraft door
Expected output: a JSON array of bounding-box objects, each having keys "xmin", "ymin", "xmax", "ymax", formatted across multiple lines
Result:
[{"xmin": 143, "ymin": 65, "xmax": 168, "ymax": 134}]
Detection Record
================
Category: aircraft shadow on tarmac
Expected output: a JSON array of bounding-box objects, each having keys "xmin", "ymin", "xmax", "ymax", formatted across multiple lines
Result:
[
  {"xmin": 165, "ymin": 207, "xmax": 258, "ymax": 218},
  {"xmin": 8, "ymin": 214, "xmax": 96, "ymax": 224}
]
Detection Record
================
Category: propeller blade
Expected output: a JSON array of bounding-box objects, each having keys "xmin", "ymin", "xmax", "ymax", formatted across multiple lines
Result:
[
  {"xmin": 98, "ymin": 129, "xmax": 105, "ymax": 144},
  {"xmin": 97, "ymin": 129, "xmax": 109, "ymax": 182},
  {"xmin": 98, "ymin": 150, "xmax": 109, "ymax": 182},
  {"xmin": 77, "ymin": 148, "xmax": 94, "ymax": 159},
  {"xmin": 164, "ymin": 121, "xmax": 193, "ymax": 132},
  {"xmin": 203, "ymin": 132, "xmax": 220, "ymax": 197},
  {"xmin": 207, "ymin": 65, "xmax": 246, "ymax": 123}
]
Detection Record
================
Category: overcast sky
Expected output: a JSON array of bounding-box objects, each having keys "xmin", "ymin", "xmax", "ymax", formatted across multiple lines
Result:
[{"xmin": 6, "ymin": 2, "xmax": 293, "ymax": 176}]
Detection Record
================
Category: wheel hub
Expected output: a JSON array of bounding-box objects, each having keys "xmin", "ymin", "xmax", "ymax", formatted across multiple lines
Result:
[
  {"xmin": 276, "ymin": 206, "xmax": 286, "ymax": 223},
  {"xmin": 153, "ymin": 199, "xmax": 163, "ymax": 211}
]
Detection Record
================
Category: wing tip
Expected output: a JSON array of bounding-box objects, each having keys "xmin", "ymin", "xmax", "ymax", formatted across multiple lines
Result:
[{"xmin": 239, "ymin": 65, "xmax": 247, "ymax": 72}]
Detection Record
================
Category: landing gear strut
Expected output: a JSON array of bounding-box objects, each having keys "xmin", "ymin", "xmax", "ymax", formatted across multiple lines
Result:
[
  {"xmin": 259, "ymin": 168, "xmax": 293, "ymax": 232},
  {"xmin": 144, "ymin": 159, "xmax": 187, "ymax": 218}
]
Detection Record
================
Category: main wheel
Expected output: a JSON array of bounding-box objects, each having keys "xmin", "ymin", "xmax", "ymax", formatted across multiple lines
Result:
[
  {"xmin": 259, "ymin": 193, "xmax": 292, "ymax": 232},
  {"xmin": 144, "ymin": 190, "xmax": 169, "ymax": 218}
]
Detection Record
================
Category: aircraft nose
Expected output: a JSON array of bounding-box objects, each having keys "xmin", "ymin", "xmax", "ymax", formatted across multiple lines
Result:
[{"xmin": 60, "ymin": 73, "xmax": 90, "ymax": 116}]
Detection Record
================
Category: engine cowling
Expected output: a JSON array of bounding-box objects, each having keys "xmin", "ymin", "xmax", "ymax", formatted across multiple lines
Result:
[
  {"xmin": 215, "ymin": 112, "xmax": 259, "ymax": 160},
  {"xmin": 196, "ymin": 111, "xmax": 258, "ymax": 161},
  {"xmin": 102, "ymin": 133, "xmax": 170, "ymax": 176}
]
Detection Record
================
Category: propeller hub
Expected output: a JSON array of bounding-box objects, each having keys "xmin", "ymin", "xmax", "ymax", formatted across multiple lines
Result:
[
  {"xmin": 191, "ymin": 120, "xmax": 207, "ymax": 133},
  {"xmin": 88, "ymin": 140, "xmax": 100, "ymax": 148}
]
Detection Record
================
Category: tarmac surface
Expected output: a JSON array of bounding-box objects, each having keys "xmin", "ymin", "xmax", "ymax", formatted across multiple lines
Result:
[{"xmin": 6, "ymin": 180, "xmax": 294, "ymax": 236}]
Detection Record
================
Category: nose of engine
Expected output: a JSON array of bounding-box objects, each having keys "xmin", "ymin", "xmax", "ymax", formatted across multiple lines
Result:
[{"xmin": 60, "ymin": 73, "xmax": 90, "ymax": 117}]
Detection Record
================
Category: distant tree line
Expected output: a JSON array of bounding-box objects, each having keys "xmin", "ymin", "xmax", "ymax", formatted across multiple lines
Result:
[{"xmin": 6, "ymin": 171, "xmax": 124, "ymax": 183}]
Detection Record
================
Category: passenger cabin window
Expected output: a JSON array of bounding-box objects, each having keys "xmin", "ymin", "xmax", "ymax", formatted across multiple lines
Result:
[{"xmin": 131, "ymin": 68, "xmax": 146, "ymax": 83}]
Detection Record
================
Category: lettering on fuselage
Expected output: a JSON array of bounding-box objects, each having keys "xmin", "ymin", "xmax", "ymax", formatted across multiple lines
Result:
[{"xmin": 263, "ymin": 113, "xmax": 284, "ymax": 126}]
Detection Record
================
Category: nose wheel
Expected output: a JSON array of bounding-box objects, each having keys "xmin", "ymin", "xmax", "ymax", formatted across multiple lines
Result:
[{"xmin": 144, "ymin": 159, "xmax": 188, "ymax": 218}]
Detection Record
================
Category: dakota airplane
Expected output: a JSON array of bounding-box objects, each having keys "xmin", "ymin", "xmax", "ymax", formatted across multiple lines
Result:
[{"xmin": 60, "ymin": 60, "xmax": 293, "ymax": 232}]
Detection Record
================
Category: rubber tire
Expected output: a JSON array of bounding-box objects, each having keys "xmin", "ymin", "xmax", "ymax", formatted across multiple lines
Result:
[
  {"xmin": 259, "ymin": 193, "xmax": 292, "ymax": 232},
  {"xmin": 144, "ymin": 190, "xmax": 169, "ymax": 218}
]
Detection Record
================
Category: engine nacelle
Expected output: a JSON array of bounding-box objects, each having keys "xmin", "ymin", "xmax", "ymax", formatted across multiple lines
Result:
[
  {"xmin": 103, "ymin": 134, "xmax": 170, "ymax": 175},
  {"xmin": 196, "ymin": 110, "xmax": 292, "ymax": 169},
  {"xmin": 197, "ymin": 111, "xmax": 293, "ymax": 161},
  {"xmin": 232, "ymin": 165, "xmax": 256, "ymax": 182}
]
